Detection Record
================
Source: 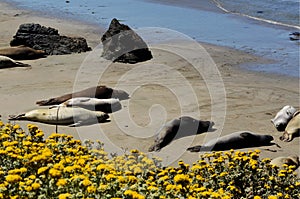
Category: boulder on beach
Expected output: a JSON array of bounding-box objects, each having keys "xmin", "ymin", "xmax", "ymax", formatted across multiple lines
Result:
[
  {"xmin": 101, "ymin": 18, "xmax": 152, "ymax": 64},
  {"xmin": 10, "ymin": 23, "xmax": 91, "ymax": 55}
]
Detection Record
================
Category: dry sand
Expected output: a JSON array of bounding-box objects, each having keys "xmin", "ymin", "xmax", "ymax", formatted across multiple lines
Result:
[{"xmin": 0, "ymin": 2, "xmax": 299, "ymax": 168}]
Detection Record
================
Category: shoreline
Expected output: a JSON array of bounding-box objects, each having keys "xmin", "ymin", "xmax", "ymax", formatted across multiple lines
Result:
[
  {"xmin": 145, "ymin": 0, "xmax": 300, "ymax": 30},
  {"xmin": 0, "ymin": 1, "xmax": 299, "ymax": 168}
]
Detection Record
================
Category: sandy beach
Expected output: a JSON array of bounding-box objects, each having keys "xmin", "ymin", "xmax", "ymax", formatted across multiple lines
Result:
[{"xmin": 0, "ymin": 1, "xmax": 299, "ymax": 170}]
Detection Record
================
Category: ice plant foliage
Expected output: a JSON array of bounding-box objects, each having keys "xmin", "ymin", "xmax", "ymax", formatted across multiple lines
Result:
[{"xmin": 0, "ymin": 121, "xmax": 299, "ymax": 198}]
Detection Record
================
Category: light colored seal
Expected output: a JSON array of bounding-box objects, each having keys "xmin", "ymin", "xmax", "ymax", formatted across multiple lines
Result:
[
  {"xmin": 59, "ymin": 97, "xmax": 122, "ymax": 113},
  {"xmin": 270, "ymin": 155, "xmax": 300, "ymax": 170},
  {"xmin": 148, "ymin": 116, "xmax": 214, "ymax": 152},
  {"xmin": 271, "ymin": 105, "xmax": 297, "ymax": 131},
  {"xmin": 36, "ymin": 86, "xmax": 129, "ymax": 106},
  {"xmin": 280, "ymin": 111, "xmax": 300, "ymax": 142},
  {"xmin": 9, "ymin": 107, "xmax": 109, "ymax": 127},
  {"xmin": 0, "ymin": 55, "xmax": 30, "ymax": 69},
  {"xmin": 0, "ymin": 46, "xmax": 46, "ymax": 60},
  {"xmin": 187, "ymin": 131, "xmax": 274, "ymax": 152}
]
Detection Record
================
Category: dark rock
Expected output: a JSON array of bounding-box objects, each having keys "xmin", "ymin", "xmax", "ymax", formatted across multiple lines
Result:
[
  {"xmin": 10, "ymin": 23, "xmax": 91, "ymax": 55},
  {"xmin": 101, "ymin": 18, "xmax": 152, "ymax": 64}
]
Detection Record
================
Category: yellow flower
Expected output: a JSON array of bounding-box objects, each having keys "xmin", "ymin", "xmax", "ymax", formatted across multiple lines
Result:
[
  {"xmin": 174, "ymin": 174, "xmax": 190, "ymax": 184},
  {"xmin": 284, "ymin": 195, "xmax": 290, "ymax": 199},
  {"xmin": 25, "ymin": 185, "xmax": 32, "ymax": 192},
  {"xmin": 82, "ymin": 179, "xmax": 92, "ymax": 187},
  {"xmin": 77, "ymin": 158, "xmax": 85, "ymax": 166},
  {"xmin": 26, "ymin": 179, "xmax": 33, "ymax": 185},
  {"xmin": 19, "ymin": 168, "xmax": 27, "ymax": 173},
  {"xmin": 13, "ymin": 124, "xmax": 21, "ymax": 130},
  {"xmin": 49, "ymin": 168, "xmax": 61, "ymax": 178},
  {"xmin": 37, "ymin": 167, "xmax": 48, "ymax": 175},
  {"xmin": 58, "ymin": 193, "xmax": 71, "ymax": 199},
  {"xmin": 268, "ymin": 196, "xmax": 278, "ymax": 199},
  {"xmin": 219, "ymin": 172, "xmax": 228, "ymax": 177},
  {"xmin": 277, "ymin": 193, "xmax": 283, "ymax": 197},
  {"xmin": 87, "ymin": 185, "xmax": 96, "ymax": 193},
  {"xmin": 254, "ymin": 196, "xmax": 262, "ymax": 199},
  {"xmin": 105, "ymin": 174, "xmax": 115, "ymax": 181},
  {"xmin": 147, "ymin": 186, "xmax": 159, "ymax": 191},
  {"xmin": 130, "ymin": 149, "xmax": 139, "ymax": 153},
  {"xmin": 124, "ymin": 190, "xmax": 145, "ymax": 199},
  {"xmin": 31, "ymin": 182, "xmax": 40, "ymax": 190},
  {"xmin": 264, "ymin": 184, "xmax": 271, "ymax": 189},
  {"xmin": 5, "ymin": 174, "xmax": 22, "ymax": 183},
  {"xmin": 56, "ymin": 179, "xmax": 67, "ymax": 187}
]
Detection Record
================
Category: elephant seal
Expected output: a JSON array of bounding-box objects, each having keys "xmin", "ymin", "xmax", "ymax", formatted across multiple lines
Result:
[
  {"xmin": 280, "ymin": 111, "xmax": 300, "ymax": 142},
  {"xmin": 36, "ymin": 86, "xmax": 129, "ymax": 106},
  {"xmin": 0, "ymin": 55, "xmax": 30, "ymax": 68},
  {"xmin": 0, "ymin": 46, "xmax": 46, "ymax": 60},
  {"xmin": 9, "ymin": 107, "xmax": 109, "ymax": 127},
  {"xmin": 148, "ymin": 116, "xmax": 214, "ymax": 152},
  {"xmin": 187, "ymin": 131, "xmax": 274, "ymax": 152},
  {"xmin": 270, "ymin": 155, "xmax": 300, "ymax": 170},
  {"xmin": 59, "ymin": 97, "xmax": 122, "ymax": 113},
  {"xmin": 271, "ymin": 105, "xmax": 297, "ymax": 131}
]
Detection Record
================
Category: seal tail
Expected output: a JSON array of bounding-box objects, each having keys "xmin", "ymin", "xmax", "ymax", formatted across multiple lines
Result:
[{"xmin": 8, "ymin": 113, "xmax": 26, "ymax": 120}]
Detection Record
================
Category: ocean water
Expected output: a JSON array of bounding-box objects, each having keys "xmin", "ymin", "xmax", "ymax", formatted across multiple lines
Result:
[
  {"xmin": 216, "ymin": 0, "xmax": 300, "ymax": 28},
  {"xmin": 4, "ymin": 0, "xmax": 300, "ymax": 77}
]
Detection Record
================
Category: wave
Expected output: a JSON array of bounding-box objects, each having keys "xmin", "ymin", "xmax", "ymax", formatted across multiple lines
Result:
[{"xmin": 212, "ymin": 0, "xmax": 300, "ymax": 30}]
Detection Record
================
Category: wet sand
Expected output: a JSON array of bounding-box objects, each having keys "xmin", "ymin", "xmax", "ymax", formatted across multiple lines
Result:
[{"xmin": 0, "ymin": 2, "xmax": 299, "ymax": 169}]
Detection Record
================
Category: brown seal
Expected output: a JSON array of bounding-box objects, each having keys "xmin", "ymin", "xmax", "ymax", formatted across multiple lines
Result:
[
  {"xmin": 187, "ymin": 131, "xmax": 275, "ymax": 152},
  {"xmin": 36, "ymin": 86, "xmax": 129, "ymax": 106},
  {"xmin": 270, "ymin": 155, "xmax": 300, "ymax": 170},
  {"xmin": 0, "ymin": 55, "xmax": 30, "ymax": 68},
  {"xmin": 0, "ymin": 46, "xmax": 46, "ymax": 60},
  {"xmin": 148, "ymin": 116, "xmax": 214, "ymax": 152},
  {"xmin": 280, "ymin": 111, "xmax": 300, "ymax": 142}
]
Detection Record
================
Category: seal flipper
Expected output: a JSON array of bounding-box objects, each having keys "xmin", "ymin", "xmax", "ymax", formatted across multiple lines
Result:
[
  {"xmin": 187, "ymin": 145, "xmax": 202, "ymax": 152},
  {"xmin": 68, "ymin": 122, "xmax": 82, "ymax": 127},
  {"xmin": 239, "ymin": 132, "xmax": 253, "ymax": 138},
  {"xmin": 36, "ymin": 98, "xmax": 60, "ymax": 106},
  {"xmin": 14, "ymin": 61, "xmax": 30, "ymax": 67},
  {"xmin": 8, "ymin": 113, "xmax": 26, "ymax": 120},
  {"xmin": 148, "ymin": 144, "xmax": 161, "ymax": 152}
]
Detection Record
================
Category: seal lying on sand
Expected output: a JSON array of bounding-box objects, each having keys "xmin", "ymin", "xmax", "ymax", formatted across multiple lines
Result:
[
  {"xmin": 9, "ymin": 107, "xmax": 109, "ymax": 127},
  {"xmin": 148, "ymin": 116, "xmax": 214, "ymax": 152},
  {"xmin": 270, "ymin": 155, "xmax": 300, "ymax": 170},
  {"xmin": 280, "ymin": 111, "xmax": 300, "ymax": 142},
  {"xmin": 271, "ymin": 105, "xmax": 297, "ymax": 131},
  {"xmin": 0, "ymin": 46, "xmax": 46, "ymax": 60},
  {"xmin": 187, "ymin": 131, "xmax": 274, "ymax": 152},
  {"xmin": 36, "ymin": 86, "xmax": 129, "ymax": 106},
  {"xmin": 0, "ymin": 55, "xmax": 30, "ymax": 68},
  {"xmin": 59, "ymin": 97, "xmax": 122, "ymax": 113}
]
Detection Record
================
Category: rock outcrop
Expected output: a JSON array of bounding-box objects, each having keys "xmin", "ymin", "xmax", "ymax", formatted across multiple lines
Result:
[
  {"xmin": 101, "ymin": 18, "xmax": 152, "ymax": 64},
  {"xmin": 10, "ymin": 23, "xmax": 91, "ymax": 55}
]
